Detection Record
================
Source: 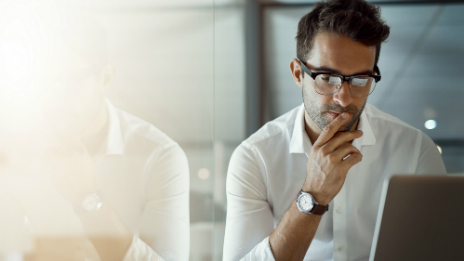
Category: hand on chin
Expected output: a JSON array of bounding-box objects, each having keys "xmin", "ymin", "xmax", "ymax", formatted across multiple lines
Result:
[{"xmin": 41, "ymin": 138, "xmax": 97, "ymax": 206}]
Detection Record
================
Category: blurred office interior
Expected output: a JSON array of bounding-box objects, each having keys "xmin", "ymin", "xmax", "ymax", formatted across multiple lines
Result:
[{"xmin": 0, "ymin": 0, "xmax": 463, "ymax": 260}]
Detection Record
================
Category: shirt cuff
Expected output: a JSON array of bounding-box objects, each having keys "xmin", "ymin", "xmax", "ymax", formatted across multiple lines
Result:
[
  {"xmin": 242, "ymin": 237, "xmax": 276, "ymax": 261},
  {"xmin": 123, "ymin": 236, "xmax": 164, "ymax": 261}
]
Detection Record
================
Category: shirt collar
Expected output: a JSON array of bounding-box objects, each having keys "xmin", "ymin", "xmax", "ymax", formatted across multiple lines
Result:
[
  {"xmin": 289, "ymin": 104, "xmax": 312, "ymax": 155},
  {"xmin": 104, "ymin": 99, "xmax": 125, "ymax": 155},
  {"xmin": 355, "ymin": 104, "xmax": 376, "ymax": 147},
  {"xmin": 289, "ymin": 103, "xmax": 376, "ymax": 155}
]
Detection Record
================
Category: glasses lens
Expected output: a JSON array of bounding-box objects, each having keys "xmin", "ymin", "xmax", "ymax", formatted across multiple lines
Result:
[
  {"xmin": 350, "ymin": 76, "xmax": 376, "ymax": 97},
  {"xmin": 314, "ymin": 74, "xmax": 341, "ymax": 95}
]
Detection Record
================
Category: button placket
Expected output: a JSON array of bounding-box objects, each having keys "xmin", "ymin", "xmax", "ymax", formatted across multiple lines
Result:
[{"xmin": 333, "ymin": 183, "xmax": 348, "ymax": 261}]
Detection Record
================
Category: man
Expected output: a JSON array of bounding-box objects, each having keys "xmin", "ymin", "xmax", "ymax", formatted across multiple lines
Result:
[
  {"xmin": 0, "ymin": 5, "xmax": 189, "ymax": 261},
  {"xmin": 223, "ymin": 0, "xmax": 446, "ymax": 260}
]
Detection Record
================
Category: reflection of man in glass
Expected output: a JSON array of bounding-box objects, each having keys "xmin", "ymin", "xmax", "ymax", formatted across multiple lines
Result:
[
  {"xmin": 0, "ymin": 5, "xmax": 189, "ymax": 261},
  {"xmin": 223, "ymin": 0, "xmax": 446, "ymax": 260}
]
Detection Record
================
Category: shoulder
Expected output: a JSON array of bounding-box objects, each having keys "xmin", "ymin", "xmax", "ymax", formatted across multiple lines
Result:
[
  {"xmin": 363, "ymin": 104, "xmax": 440, "ymax": 161},
  {"xmin": 364, "ymin": 103, "xmax": 422, "ymax": 138},
  {"xmin": 115, "ymin": 108, "xmax": 178, "ymax": 150},
  {"xmin": 240, "ymin": 105, "xmax": 301, "ymax": 150},
  {"xmin": 365, "ymin": 104, "xmax": 417, "ymax": 130},
  {"xmin": 112, "ymin": 108, "xmax": 187, "ymax": 166},
  {"xmin": 114, "ymin": 108, "xmax": 189, "ymax": 180}
]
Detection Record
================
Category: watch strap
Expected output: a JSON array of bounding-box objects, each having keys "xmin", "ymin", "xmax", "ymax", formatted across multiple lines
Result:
[{"xmin": 310, "ymin": 204, "xmax": 329, "ymax": 215}]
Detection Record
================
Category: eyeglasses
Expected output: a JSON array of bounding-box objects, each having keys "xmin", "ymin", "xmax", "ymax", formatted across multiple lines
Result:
[
  {"xmin": 52, "ymin": 65, "xmax": 100, "ymax": 92},
  {"xmin": 298, "ymin": 59, "xmax": 381, "ymax": 97},
  {"xmin": 56, "ymin": 66, "xmax": 99, "ymax": 84}
]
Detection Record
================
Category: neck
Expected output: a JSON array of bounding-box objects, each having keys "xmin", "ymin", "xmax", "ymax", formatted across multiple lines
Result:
[
  {"xmin": 80, "ymin": 102, "xmax": 109, "ymax": 157},
  {"xmin": 304, "ymin": 110, "xmax": 359, "ymax": 145}
]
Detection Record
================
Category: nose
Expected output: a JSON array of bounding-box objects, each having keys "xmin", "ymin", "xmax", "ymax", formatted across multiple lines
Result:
[{"xmin": 333, "ymin": 82, "xmax": 353, "ymax": 107}]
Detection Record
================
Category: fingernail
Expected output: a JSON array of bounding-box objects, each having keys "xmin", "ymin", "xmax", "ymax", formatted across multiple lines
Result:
[
  {"xmin": 356, "ymin": 130, "xmax": 363, "ymax": 133},
  {"xmin": 341, "ymin": 112, "xmax": 347, "ymax": 119}
]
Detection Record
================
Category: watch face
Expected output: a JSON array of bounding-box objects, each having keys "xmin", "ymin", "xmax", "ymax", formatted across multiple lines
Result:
[
  {"xmin": 299, "ymin": 194, "xmax": 314, "ymax": 211},
  {"xmin": 82, "ymin": 194, "xmax": 102, "ymax": 212}
]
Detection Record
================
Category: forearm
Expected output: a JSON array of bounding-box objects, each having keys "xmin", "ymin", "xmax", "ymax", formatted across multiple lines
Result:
[
  {"xmin": 77, "ymin": 200, "xmax": 133, "ymax": 261},
  {"xmin": 269, "ymin": 201, "xmax": 322, "ymax": 261}
]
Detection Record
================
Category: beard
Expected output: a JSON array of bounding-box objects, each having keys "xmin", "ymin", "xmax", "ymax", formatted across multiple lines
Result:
[{"xmin": 302, "ymin": 84, "xmax": 366, "ymax": 132}]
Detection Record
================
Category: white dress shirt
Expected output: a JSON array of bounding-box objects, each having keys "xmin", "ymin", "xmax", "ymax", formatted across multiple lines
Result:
[
  {"xmin": 2, "ymin": 100, "xmax": 190, "ymax": 261},
  {"xmin": 98, "ymin": 100, "xmax": 190, "ymax": 261},
  {"xmin": 223, "ymin": 103, "xmax": 446, "ymax": 261}
]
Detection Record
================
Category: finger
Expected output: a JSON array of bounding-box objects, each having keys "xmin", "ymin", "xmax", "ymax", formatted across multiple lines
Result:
[
  {"xmin": 330, "ymin": 143, "xmax": 362, "ymax": 162},
  {"xmin": 340, "ymin": 152, "xmax": 363, "ymax": 169},
  {"xmin": 322, "ymin": 130, "xmax": 363, "ymax": 153},
  {"xmin": 313, "ymin": 112, "xmax": 350, "ymax": 147}
]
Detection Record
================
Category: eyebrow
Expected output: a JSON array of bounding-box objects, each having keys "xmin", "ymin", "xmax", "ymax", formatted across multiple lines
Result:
[{"xmin": 313, "ymin": 66, "xmax": 373, "ymax": 76}]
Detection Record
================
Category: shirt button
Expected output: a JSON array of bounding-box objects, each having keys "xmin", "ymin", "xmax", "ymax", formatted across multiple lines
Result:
[
  {"xmin": 337, "ymin": 246, "xmax": 343, "ymax": 251},
  {"xmin": 336, "ymin": 209, "xmax": 342, "ymax": 214}
]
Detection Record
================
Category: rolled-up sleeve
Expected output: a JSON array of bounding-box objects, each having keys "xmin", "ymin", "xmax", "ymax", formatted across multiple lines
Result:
[
  {"xmin": 124, "ymin": 143, "xmax": 189, "ymax": 261},
  {"xmin": 223, "ymin": 144, "xmax": 275, "ymax": 261},
  {"xmin": 123, "ymin": 236, "xmax": 164, "ymax": 261}
]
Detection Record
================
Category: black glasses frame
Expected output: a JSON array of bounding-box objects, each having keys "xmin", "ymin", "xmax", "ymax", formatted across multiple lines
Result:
[{"xmin": 298, "ymin": 59, "xmax": 382, "ymax": 84}]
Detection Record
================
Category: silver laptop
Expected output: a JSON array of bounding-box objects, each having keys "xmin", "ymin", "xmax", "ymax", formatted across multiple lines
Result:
[{"xmin": 369, "ymin": 175, "xmax": 464, "ymax": 261}]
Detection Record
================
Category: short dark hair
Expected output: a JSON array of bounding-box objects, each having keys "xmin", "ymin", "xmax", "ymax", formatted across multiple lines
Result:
[
  {"xmin": 53, "ymin": 9, "xmax": 109, "ymax": 69},
  {"xmin": 296, "ymin": 0, "xmax": 390, "ymax": 67}
]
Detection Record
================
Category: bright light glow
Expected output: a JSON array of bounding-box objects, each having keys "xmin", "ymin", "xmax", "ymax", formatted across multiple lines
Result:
[
  {"xmin": 23, "ymin": 215, "xmax": 30, "ymax": 226},
  {"xmin": 425, "ymin": 120, "xmax": 437, "ymax": 130},
  {"xmin": 198, "ymin": 168, "xmax": 210, "ymax": 180},
  {"xmin": 436, "ymin": 145, "xmax": 442, "ymax": 154},
  {"xmin": 2, "ymin": 39, "xmax": 30, "ymax": 82}
]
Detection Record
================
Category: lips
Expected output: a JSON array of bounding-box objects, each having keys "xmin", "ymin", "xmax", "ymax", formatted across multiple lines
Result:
[{"xmin": 327, "ymin": 111, "xmax": 341, "ymax": 118}]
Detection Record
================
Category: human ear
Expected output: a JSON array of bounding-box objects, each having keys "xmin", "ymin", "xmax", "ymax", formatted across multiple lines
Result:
[
  {"xmin": 290, "ymin": 58, "xmax": 303, "ymax": 88},
  {"xmin": 99, "ymin": 63, "xmax": 116, "ymax": 91}
]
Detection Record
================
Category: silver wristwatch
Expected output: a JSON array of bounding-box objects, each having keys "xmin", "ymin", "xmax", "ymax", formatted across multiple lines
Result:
[
  {"xmin": 81, "ymin": 192, "xmax": 103, "ymax": 212},
  {"xmin": 296, "ymin": 191, "xmax": 329, "ymax": 215}
]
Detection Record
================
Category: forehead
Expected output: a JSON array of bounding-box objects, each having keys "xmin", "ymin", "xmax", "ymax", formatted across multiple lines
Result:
[
  {"xmin": 307, "ymin": 32, "xmax": 376, "ymax": 75},
  {"xmin": 47, "ymin": 38, "xmax": 90, "ymax": 77}
]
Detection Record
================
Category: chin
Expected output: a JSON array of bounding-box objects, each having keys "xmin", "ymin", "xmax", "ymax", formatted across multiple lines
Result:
[{"xmin": 338, "ymin": 125, "xmax": 352, "ymax": 132}]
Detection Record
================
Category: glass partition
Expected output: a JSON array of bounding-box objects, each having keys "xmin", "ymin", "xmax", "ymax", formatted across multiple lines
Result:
[
  {"xmin": 0, "ymin": 0, "xmax": 215, "ymax": 260},
  {"xmin": 3, "ymin": 1, "xmax": 462, "ymax": 261}
]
